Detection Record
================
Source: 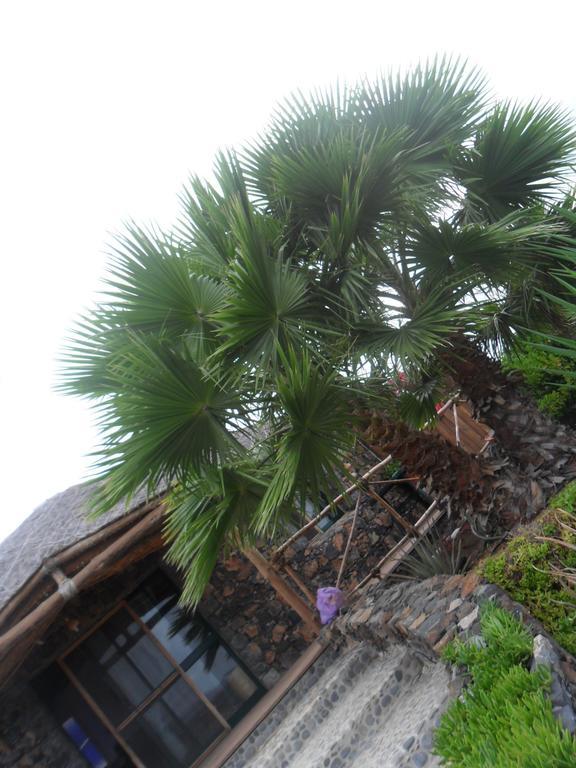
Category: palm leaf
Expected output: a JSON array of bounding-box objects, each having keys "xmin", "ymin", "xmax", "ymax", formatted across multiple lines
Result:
[
  {"xmin": 257, "ymin": 352, "xmax": 354, "ymax": 533},
  {"xmin": 86, "ymin": 335, "xmax": 243, "ymax": 512},
  {"xmin": 164, "ymin": 465, "xmax": 275, "ymax": 606},
  {"xmin": 456, "ymin": 101, "xmax": 576, "ymax": 220}
]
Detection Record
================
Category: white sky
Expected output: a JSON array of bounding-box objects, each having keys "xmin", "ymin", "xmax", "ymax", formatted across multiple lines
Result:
[{"xmin": 1, "ymin": 0, "xmax": 576, "ymax": 543}]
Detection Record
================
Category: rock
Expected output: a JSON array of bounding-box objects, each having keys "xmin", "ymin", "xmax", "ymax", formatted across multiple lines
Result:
[
  {"xmin": 531, "ymin": 635, "xmax": 559, "ymax": 671},
  {"xmin": 554, "ymin": 704, "xmax": 576, "ymax": 734},
  {"xmin": 261, "ymin": 669, "xmax": 281, "ymax": 689},
  {"xmin": 246, "ymin": 642, "xmax": 263, "ymax": 662},
  {"xmin": 403, "ymin": 736, "xmax": 415, "ymax": 751},
  {"xmin": 272, "ymin": 624, "xmax": 288, "ymax": 643},
  {"xmin": 448, "ymin": 598, "xmax": 463, "ymax": 613},
  {"xmin": 409, "ymin": 612, "xmax": 428, "ymax": 631},
  {"xmin": 458, "ymin": 606, "xmax": 479, "ymax": 632},
  {"xmin": 460, "ymin": 572, "xmax": 480, "ymax": 598},
  {"xmin": 244, "ymin": 624, "xmax": 259, "ymax": 638},
  {"xmin": 561, "ymin": 660, "xmax": 576, "ymax": 686},
  {"xmin": 532, "ymin": 636, "xmax": 576, "ymax": 734},
  {"xmin": 332, "ymin": 532, "xmax": 345, "ymax": 551},
  {"xmin": 433, "ymin": 628, "xmax": 456, "ymax": 654}
]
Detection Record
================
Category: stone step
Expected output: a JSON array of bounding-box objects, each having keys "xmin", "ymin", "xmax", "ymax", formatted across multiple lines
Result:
[
  {"xmin": 246, "ymin": 643, "xmax": 383, "ymax": 768},
  {"xmin": 350, "ymin": 660, "xmax": 451, "ymax": 768},
  {"xmin": 255, "ymin": 643, "xmax": 410, "ymax": 768},
  {"xmin": 288, "ymin": 646, "xmax": 422, "ymax": 768},
  {"xmin": 223, "ymin": 643, "xmax": 378, "ymax": 768}
]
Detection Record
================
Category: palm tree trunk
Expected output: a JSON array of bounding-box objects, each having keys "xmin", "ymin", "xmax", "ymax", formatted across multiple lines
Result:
[
  {"xmin": 364, "ymin": 412, "xmax": 545, "ymax": 530},
  {"xmin": 443, "ymin": 338, "xmax": 576, "ymax": 499}
]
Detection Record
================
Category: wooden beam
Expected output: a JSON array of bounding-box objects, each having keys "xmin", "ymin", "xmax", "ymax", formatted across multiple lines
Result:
[
  {"xmin": 0, "ymin": 498, "xmax": 162, "ymax": 630},
  {"xmin": 0, "ymin": 505, "xmax": 165, "ymax": 660},
  {"xmin": 244, "ymin": 548, "xmax": 320, "ymax": 634},
  {"xmin": 365, "ymin": 488, "xmax": 417, "ymax": 536},
  {"xmin": 282, "ymin": 565, "xmax": 317, "ymax": 607}
]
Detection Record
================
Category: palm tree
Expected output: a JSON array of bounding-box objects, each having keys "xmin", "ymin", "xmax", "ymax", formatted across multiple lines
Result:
[{"xmin": 61, "ymin": 59, "xmax": 576, "ymax": 603}]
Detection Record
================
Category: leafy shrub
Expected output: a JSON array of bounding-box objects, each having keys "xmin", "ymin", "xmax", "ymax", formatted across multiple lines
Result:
[
  {"xmin": 550, "ymin": 480, "xmax": 576, "ymax": 514},
  {"xmin": 501, "ymin": 342, "xmax": 576, "ymax": 420},
  {"xmin": 482, "ymin": 518, "xmax": 576, "ymax": 655},
  {"xmin": 396, "ymin": 530, "xmax": 468, "ymax": 581},
  {"xmin": 435, "ymin": 604, "xmax": 576, "ymax": 767}
]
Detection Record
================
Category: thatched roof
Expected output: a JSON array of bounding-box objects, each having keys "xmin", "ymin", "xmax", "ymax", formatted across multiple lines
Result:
[{"xmin": 0, "ymin": 482, "xmax": 150, "ymax": 612}]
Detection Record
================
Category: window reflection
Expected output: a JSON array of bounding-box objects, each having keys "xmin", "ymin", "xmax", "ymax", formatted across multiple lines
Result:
[
  {"xmin": 186, "ymin": 645, "xmax": 258, "ymax": 724},
  {"xmin": 66, "ymin": 608, "xmax": 173, "ymax": 725},
  {"xmin": 55, "ymin": 570, "xmax": 265, "ymax": 768},
  {"xmin": 123, "ymin": 678, "xmax": 224, "ymax": 768}
]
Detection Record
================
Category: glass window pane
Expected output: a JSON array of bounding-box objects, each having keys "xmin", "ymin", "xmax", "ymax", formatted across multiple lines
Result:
[
  {"xmin": 33, "ymin": 664, "xmax": 132, "ymax": 767},
  {"xmin": 122, "ymin": 677, "xmax": 224, "ymax": 768},
  {"xmin": 129, "ymin": 573, "xmax": 214, "ymax": 667},
  {"xmin": 186, "ymin": 645, "xmax": 259, "ymax": 724},
  {"xmin": 66, "ymin": 608, "xmax": 173, "ymax": 725}
]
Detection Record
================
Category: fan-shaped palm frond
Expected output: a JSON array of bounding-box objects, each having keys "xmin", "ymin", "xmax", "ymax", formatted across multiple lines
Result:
[
  {"xmin": 357, "ymin": 280, "xmax": 473, "ymax": 366},
  {"xmin": 410, "ymin": 212, "xmax": 559, "ymax": 284},
  {"xmin": 106, "ymin": 226, "xmax": 229, "ymax": 355},
  {"xmin": 85, "ymin": 335, "xmax": 243, "ymax": 512},
  {"xmin": 213, "ymin": 202, "xmax": 315, "ymax": 372},
  {"xmin": 456, "ymin": 101, "xmax": 576, "ymax": 221},
  {"xmin": 352, "ymin": 57, "xmax": 487, "ymax": 155},
  {"xmin": 257, "ymin": 351, "xmax": 354, "ymax": 532}
]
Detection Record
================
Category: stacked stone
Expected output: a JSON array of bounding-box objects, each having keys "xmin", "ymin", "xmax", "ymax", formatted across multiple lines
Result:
[
  {"xmin": 282, "ymin": 484, "xmax": 428, "ymax": 593},
  {"xmin": 331, "ymin": 573, "xmax": 576, "ymax": 766},
  {"xmin": 200, "ymin": 554, "xmax": 311, "ymax": 688}
]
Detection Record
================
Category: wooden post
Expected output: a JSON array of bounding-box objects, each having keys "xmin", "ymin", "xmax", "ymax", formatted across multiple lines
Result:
[
  {"xmin": 244, "ymin": 548, "xmax": 320, "ymax": 634},
  {"xmin": 365, "ymin": 488, "xmax": 418, "ymax": 536}
]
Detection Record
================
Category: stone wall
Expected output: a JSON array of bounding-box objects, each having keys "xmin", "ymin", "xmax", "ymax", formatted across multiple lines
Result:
[
  {"xmin": 199, "ymin": 554, "xmax": 311, "ymax": 689},
  {"xmin": 283, "ymin": 484, "xmax": 429, "ymax": 592},
  {"xmin": 0, "ymin": 682, "xmax": 84, "ymax": 768},
  {"xmin": 332, "ymin": 573, "xmax": 576, "ymax": 701}
]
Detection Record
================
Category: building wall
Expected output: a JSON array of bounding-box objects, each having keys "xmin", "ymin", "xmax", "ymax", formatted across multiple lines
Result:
[
  {"xmin": 0, "ymin": 478, "xmax": 424, "ymax": 766},
  {"xmin": 0, "ymin": 681, "xmax": 85, "ymax": 768},
  {"xmin": 285, "ymin": 485, "xmax": 428, "ymax": 593}
]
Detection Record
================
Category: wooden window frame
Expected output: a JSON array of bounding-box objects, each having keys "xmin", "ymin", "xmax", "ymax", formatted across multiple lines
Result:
[{"xmin": 56, "ymin": 588, "xmax": 259, "ymax": 768}]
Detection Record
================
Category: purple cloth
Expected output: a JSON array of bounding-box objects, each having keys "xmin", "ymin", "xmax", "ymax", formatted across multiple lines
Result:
[{"xmin": 316, "ymin": 587, "xmax": 345, "ymax": 625}]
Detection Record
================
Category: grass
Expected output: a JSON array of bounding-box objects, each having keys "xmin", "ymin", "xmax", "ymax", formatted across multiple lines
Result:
[
  {"xmin": 481, "ymin": 497, "xmax": 576, "ymax": 655},
  {"xmin": 435, "ymin": 603, "xmax": 576, "ymax": 767}
]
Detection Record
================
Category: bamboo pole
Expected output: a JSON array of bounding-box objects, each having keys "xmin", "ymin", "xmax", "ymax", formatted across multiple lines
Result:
[
  {"xmin": 0, "ymin": 502, "xmax": 161, "ymax": 630},
  {"xmin": 282, "ymin": 565, "xmax": 317, "ymax": 607},
  {"xmin": 336, "ymin": 494, "xmax": 362, "ymax": 589},
  {"xmin": 273, "ymin": 455, "xmax": 393, "ymax": 559},
  {"xmin": 369, "ymin": 477, "xmax": 420, "ymax": 486},
  {"xmin": 453, "ymin": 403, "xmax": 461, "ymax": 448},
  {"xmin": 244, "ymin": 548, "xmax": 320, "ymax": 633},
  {"xmin": 435, "ymin": 393, "xmax": 460, "ymax": 417},
  {"xmin": 365, "ymin": 488, "xmax": 417, "ymax": 536},
  {"xmin": 349, "ymin": 500, "xmax": 441, "ymax": 596}
]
